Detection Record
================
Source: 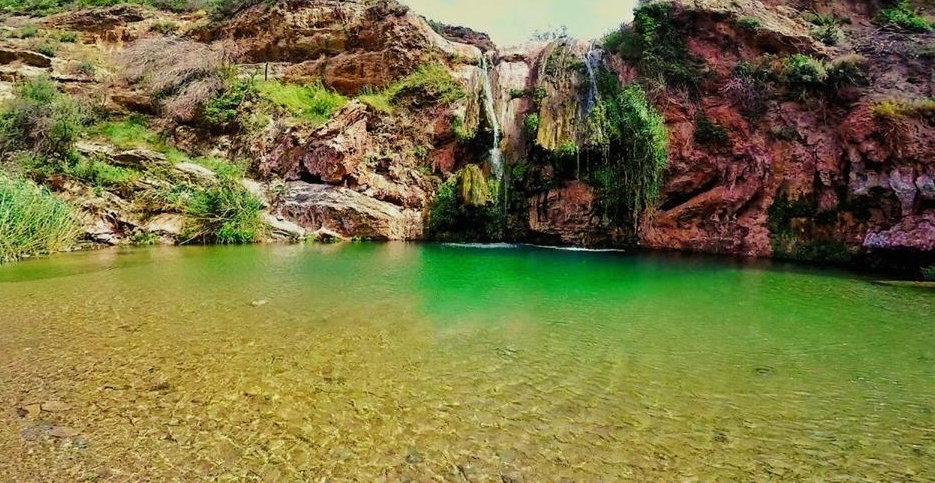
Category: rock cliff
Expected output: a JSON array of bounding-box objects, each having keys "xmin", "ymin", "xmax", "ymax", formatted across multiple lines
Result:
[{"xmin": 1, "ymin": 0, "xmax": 933, "ymax": 272}]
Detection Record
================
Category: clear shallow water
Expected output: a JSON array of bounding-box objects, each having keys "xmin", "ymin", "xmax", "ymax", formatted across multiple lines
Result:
[{"xmin": 0, "ymin": 243, "xmax": 933, "ymax": 482}]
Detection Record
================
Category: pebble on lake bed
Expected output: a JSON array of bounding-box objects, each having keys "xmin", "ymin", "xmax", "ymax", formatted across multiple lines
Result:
[
  {"xmin": 251, "ymin": 300, "xmax": 268, "ymax": 307},
  {"xmin": 41, "ymin": 401, "xmax": 71, "ymax": 412}
]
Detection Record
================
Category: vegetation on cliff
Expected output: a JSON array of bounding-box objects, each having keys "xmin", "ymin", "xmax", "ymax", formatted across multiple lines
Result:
[
  {"xmin": 428, "ymin": 165, "xmax": 502, "ymax": 240},
  {"xmin": 605, "ymin": 1, "xmax": 703, "ymax": 90},
  {"xmin": 588, "ymin": 72, "xmax": 667, "ymax": 231}
]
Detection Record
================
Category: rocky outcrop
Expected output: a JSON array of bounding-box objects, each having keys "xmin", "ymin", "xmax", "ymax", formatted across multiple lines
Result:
[
  {"xmin": 0, "ymin": 48, "xmax": 53, "ymax": 68},
  {"xmin": 432, "ymin": 23, "xmax": 496, "ymax": 52},
  {"xmin": 201, "ymin": 0, "xmax": 481, "ymax": 95},
  {"xmin": 277, "ymin": 182, "xmax": 423, "ymax": 240},
  {"xmin": 527, "ymin": 181, "xmax": 605, "ymax": 245}
]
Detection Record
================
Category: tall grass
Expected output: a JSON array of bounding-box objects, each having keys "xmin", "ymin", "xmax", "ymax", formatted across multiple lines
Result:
[
  {"xmin": 257, "ymin": 80, "xmax": 347, "ymax": 126},
  {"xmin": 0, "ymin": 175, "xmax": 81, "ymax": 263},
  {"xmin": 183, "ymin": 178, "xmax": 266, "ymax": 244}
]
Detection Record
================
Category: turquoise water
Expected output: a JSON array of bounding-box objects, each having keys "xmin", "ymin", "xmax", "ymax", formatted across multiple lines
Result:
[{"xmin": 0, "ymin": 243, "xmax": 933, "ymax": 482}]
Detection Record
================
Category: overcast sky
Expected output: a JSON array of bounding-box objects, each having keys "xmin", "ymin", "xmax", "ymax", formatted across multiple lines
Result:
[{"xmin": 400, "ymin": 0, "xmax": 639, "ymax": 47}]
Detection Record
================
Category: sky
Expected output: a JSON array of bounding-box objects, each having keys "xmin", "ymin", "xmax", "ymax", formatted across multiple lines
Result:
[{"xmin": 399, "ymin": 0, "xmax": 640, "ymax": 47}]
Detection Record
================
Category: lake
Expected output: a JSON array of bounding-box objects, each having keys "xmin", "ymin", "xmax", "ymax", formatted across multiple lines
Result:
[{"xmin": 0, "ymin": 243, "xmax": 933, "ymax": 482}]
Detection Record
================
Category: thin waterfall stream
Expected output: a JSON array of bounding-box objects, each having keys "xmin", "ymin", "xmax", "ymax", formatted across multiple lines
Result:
[{"xmin": 480, "ymin": 55, "xmax": 503, "ymax": 180}]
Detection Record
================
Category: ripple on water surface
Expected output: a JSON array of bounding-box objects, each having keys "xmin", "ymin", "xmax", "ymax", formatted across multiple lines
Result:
[{"xmin": 0, "ymin": 243, "xmax": 933, "ymax": 482}]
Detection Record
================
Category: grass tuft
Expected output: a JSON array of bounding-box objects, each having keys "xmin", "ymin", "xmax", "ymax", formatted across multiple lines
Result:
[
  {"xmin": 257, "ymin": 80, "xmax": 346, "ymax": 126},
  {"xmin": 0, "ymin": 175, "xmax": 81, "ymax": 263}
]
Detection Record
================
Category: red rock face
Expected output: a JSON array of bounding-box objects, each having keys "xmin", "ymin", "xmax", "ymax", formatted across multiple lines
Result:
[
  {"xmin": 527, "ymin": 181, "xmax": 608, "ymax": 246},
  {"xmin": 629, "ymin": 1, "xmax": 935, "ymax": 262}
]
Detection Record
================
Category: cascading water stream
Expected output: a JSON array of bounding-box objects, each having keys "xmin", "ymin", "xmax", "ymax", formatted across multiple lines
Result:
[
  {"xmin": 479, "ymin": 56, "xmax": 503, "ymax": 180},
  {"xmin": 584, "ymin": 41, "xmax": 601, "ymax": 114},
  {"xmin": 581, "ymin": 41, "xmax": 603, "ymax": 180}
]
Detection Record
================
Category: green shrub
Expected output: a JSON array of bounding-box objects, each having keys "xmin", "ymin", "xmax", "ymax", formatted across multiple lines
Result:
[
  {"xmin": 203, "ymin": 78, "xmax": 257, "ymax": 128},
  {"xmin": 18, "ymin": 25, "xmax": 37, "ymax": 38},
  {"xmin": 76, "ymin": 61, "xmax": 95, "ymax": 76},
  {"xmin": 875, "ymin": 1, "xmax": 934, "ymax": 32},
  {"xmin": 737, "ymin": 17, "xmax": 761, "ymax": 31},
  {"xmin": 0, "ymin": 175, "xmax": 81, "ymax": 263},
  {"xmin": 129, "ymin": 231, "xmax": 158, "ymax": 246},
  {"xmin": 871, "ymin": 98, "xmax": 935, "ymax": 121},
  {"xmin": 356, "ymin": 87, "xmax": 393, "ymax": 114},
  {"xmin": 827, "ymin": 54, "xmax": 867, "ymax": 89},
  {"xmin": 69, "ymin": 157, "xmax": 140, "ymax": 192},
  {"xmin": 0, "ymin": 0, "xmax": 241, "ymax": 17},
  {"xmin": 33, "ymin": 43, "xmax": 57, "ymax": 57},
  {"xmin": 451, "ymin": 115, "xmax": 476, "ymax": 143},
  {"xmin": 0, "ymin": 77, "xmax": 89, "ymax": 159},
  {"xmin": 386, "ymin": 63, "xmax": 465, "ymax": 105},
  {"xmin": 88, "ymin": 115, "xmax": 163, "ymax": 150},
  {"xmin": 601, "ymin": 28, "xmax": 626, "ymax": 53},
  {"xmin": 184, "ymin": 178, "xmax": 266, "ymax": 244},
  {"xmin": 804, "ymin": 12, "xmax": 843, "ymax": 45},
  {"xmin": 694, "ymin": 115, "xmax": 728, "ymax": 145},
  {"xmin": 523, "ymin": 113, "xmax": 540, "ymax": 136},
  {"xmin": 427, "ymin": 165, "xmax": 502, "ymax": 238},
  {"xmin": 150, "ymin": 20, "xmax": 179, "ymax": 34},
  {"xmin": 780, "ymin": 54, "xmax": 828, "ymax": 98},
  {"xmin": 58, "ymin": 31, "xmax": 78, "ymax": 42},
  {"xmin": 556, "ymin": 140, "xmax": 578, "ymax": 159},
  {"xmin": 257, "ymin": 80, "xmax": 346, "ymax": 126},
  {"xmin": 620, "ymin": 1, "xmax": 704, "ymax": 89}
]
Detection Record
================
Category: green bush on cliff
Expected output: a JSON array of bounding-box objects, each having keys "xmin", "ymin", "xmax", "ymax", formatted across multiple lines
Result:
[
  {"xmin": 0, "ymin": 76, "xmax": 90, "ymax": 160},
  {"xmin": 780, "ymin": 54, "xmax": 828, "ymax": 98},
  {"xmin": 69, "ymin": 157, "xmax": 141, "ymax": 193},
  {"xmin": 804, "ymin": 12, "xmax": 843, "ymax": 46},
  {"xmin": 615, "ymin": 1, "xmax": 703, "ymax": 90},
  {"xmin": 428, "ymin": 165, "xmax": 502, "ymax": 239},
  {"xmin": 0, "ymin": 175, "xmax": 81, "ymax": 263},
  {"xmin": 387, "ymin": 63, "xmax": 465, "ymax": 106},
  {"xmin": 875, "ymin": 1, "xmax": 934, "ymax": 32},
  {"xmin": 183, "ymin": 177, "xmax": 266, "ymax": 245},
  {"xmin": 203, "ymin": 78, "xmax": 258, "ymax": 129},
  {"xmin": 257, "ymin": 80, "xmax": 346, "ymax": 127},
  {"xmin": 588, "ymin": 71, "xmax": 667, "ymax": 230},
  {"xmin": 524, "ymin": 113, "xmax": 540, "ymax": 136}
]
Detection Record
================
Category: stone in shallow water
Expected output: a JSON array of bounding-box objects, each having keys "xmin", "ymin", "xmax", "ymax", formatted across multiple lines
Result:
[
  {"xmin": 48, "ymin": 426, "xmax": 80, "ymax": 439},
  {"xmin": 41, "ymin": 401, "xmax": 71, "ymax": 412},
  {"xmin": 754, "ymin": 366, "xmax": 775, "ymax": 376}
]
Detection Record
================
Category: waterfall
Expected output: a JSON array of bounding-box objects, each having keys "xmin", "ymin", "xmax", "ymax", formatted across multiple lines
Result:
[
  {"xmin": 583, "ymin": 40, "xmax": 601, "ymax": 114},
  {"xmin": 479, "ymin": 55, "xmax": 503, "ymax": 180}
]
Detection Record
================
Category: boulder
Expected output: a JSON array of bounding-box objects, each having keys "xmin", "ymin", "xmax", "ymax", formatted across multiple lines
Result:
[
  {"xmin": 863, "ymin": 211, "xmax": 935, "ymax": 253},
  {"xmin": 262, "ymin": 213, "xmax": 307, "ymax": 241},
  {"xmin": 0, "ymin": 48, "xmax": 53, "ymax": 68},
  {"xmin": 278, "ymin": 182, "xmax": 423, "ymax": 240},
  {"xmin": 143, "ymin": 213, "xmax": 185, "ymax": 237},
  {"xmin": 173, "ymin": 162, "xmax": 217, "ymax": 184},
  {"xmin": 113, "ymin": 149, "xmax": 168, "ymax": 168}
]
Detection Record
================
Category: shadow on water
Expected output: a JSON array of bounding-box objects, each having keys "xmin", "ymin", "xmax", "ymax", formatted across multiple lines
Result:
[{"xmin": 0, "ymin": 247, "xmax": 156, "ymax": 284}]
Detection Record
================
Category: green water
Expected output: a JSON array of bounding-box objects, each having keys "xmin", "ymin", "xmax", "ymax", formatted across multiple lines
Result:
[{"xmin": 0, "ymin": 243, "xmax": 933, "ymax": 482}]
